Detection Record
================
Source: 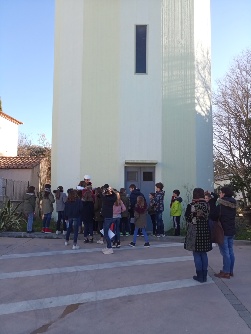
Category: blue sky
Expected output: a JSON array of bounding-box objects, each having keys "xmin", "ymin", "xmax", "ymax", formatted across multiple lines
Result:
[{"xmin": 0, "ymin": 0, "xmax": 251, "ymax": 144}]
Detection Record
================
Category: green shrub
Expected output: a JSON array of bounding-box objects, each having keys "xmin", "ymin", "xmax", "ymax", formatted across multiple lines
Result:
[{"xmin": 0, "ymin": 200, "xmax": 26, "ymax": 232}]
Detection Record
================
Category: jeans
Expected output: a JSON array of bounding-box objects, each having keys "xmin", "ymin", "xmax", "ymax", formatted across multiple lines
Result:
[
  {"xmin": 133, "ymin": 227, "xmax": 149, "ymax": 244},
  {"xmin": 218, "ymin": 236, "xmax": 235, "ymax": 274},
  {"xmin": 56, "ymin": 211, "xmax": 66, "ymax": 231},
  {"xmin": 156, "ymin": 211, "xmax": 164, "ymax": 235},
  {"xmin": 193, "ymin": 251, "xmax": 208, "ymax": 271},
  {"xmin": 113, "ymin": 217, "xmax": 121, "ymax": 243},
  {"xmin": 66, "ymin": 218, "xmax": 79, "ymax": 245},
  {"xmin": 42, "ymin": 213, "xmax": 52, "ymax": 228},
  {"xmin": 104, "ymin": 218, "xmax": 114, "ymax": 249},
  {"xmin": 27, "ymin": 212, "xmax": 34, "ymax": 232},
  {"xmin": 130, "ymin": 217, "xmax": 135, "ymax": 235}
]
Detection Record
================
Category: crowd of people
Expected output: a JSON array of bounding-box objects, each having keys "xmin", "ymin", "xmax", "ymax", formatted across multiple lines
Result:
[{"xmin": 23, "ymin": 178, "xmax": 237, "ymax": 279}]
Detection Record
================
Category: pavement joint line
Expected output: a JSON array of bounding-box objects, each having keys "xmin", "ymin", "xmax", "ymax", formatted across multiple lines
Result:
[
  {"xmin": 0, "ymin": 242, "xmax": 183, "ymax": 260},
  {"xmin": 209, "ymin": 267, "xmax": 251, "ymax": 330},
  {"xmin": 0, "ymin": 278, "xmax": 213, "ymax": 316},
  {"xmin": 0, "ymin": 255, "xmax": 193, "ymax": 280}
]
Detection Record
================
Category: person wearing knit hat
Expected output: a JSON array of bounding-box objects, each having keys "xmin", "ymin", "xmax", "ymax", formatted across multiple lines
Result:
[
  {"xmin": 84, "ymin": 175, "xmax": 91, "ymax": 181},
  {"xmin": 170, "ymin": 189, "xmax": 183, "ymax": 236}
]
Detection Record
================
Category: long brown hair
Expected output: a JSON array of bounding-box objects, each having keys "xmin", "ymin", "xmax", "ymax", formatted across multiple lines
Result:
[
  {"xmin": 114, "ymin": 192, "xmax": 121, "ymax": 206},
  {"xmin": 67, "ymin": 190, "xmax": 78, "ymax": 202},
  {"xmin": 82, "ymin": 190, "xmax": 93, "ymax": 202}
]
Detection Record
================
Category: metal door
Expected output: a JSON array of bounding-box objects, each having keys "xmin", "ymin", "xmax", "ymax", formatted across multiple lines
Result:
[{"xmin": 125, "ymin": 166, "xmax": 155, "ymax": 231}]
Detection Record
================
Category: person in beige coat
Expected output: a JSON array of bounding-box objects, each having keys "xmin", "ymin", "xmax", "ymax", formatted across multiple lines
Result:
[{"xmin": 129, "ymin": 196, "xmax": 150, "ymax": 248}]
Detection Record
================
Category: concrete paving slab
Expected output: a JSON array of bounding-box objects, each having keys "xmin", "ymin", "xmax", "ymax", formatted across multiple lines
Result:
[{"xmin": 0, "ymin": 234, "xmax": 250, "ymax": 334}]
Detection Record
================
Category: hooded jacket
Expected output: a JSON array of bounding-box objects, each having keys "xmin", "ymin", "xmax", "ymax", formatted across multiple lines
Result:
[
  {"xmin": 101, "ymin": 192, "xmax": 117, "ymax": 218},
  {"xmin": 153, "ymin": 190, "xmax": 165, "ymax": 212},
  {"xmin": 55, "ymin": 192, "xmax": 68, "ymax": 212},
  {"xmin": 41, "ymin": 192, "xmax": 55, "ymax": 215},
  {"xmin": 210, "ymin": 196, "xmax": 236, "ymax": 236},
  {"xmin": 23, "ymin": 193, "xmax": 36, "ymax": 214},
  {"xmin": 170, "ymin": 196, "xmax": 183, "ymax": 216}
]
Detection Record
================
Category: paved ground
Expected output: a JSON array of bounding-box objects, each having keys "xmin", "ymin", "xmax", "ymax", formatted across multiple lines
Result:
[{"xmin": 0, "ymin": 233, "xmax": 251, "ymax": 334}]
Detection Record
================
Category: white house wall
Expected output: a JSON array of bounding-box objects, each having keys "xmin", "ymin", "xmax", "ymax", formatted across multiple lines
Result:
[{"xmin": 0, "ymin": 117, "xmax": 18, "ymax": 156}]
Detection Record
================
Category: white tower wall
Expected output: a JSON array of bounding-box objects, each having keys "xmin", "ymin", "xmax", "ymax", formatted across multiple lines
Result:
[{"xmin": 52, "ymin": 0, "xmax": 213, "ymax": 227}]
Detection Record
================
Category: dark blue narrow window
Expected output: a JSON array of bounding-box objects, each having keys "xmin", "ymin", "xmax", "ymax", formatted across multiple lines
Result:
[{"xmin": 135, "ymin": 25, "xmax": 147, "ymax": 74}]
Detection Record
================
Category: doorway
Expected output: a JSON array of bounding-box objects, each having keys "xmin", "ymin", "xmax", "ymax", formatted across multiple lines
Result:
[{"xmin": 125, "ymin": 166, "xmax": 155, "ymax": 231}]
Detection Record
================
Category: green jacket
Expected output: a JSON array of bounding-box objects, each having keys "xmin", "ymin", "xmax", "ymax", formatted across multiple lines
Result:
[
  {"xmin": 23, "ymin": 193, "xmax": 36, "ymax": 214},
  {"xmin": 170, "ymin": 197, "xmax": 182, "ymax": 217}
]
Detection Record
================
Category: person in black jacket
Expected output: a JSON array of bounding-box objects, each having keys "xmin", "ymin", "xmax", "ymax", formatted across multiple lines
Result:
[
  {"xmin": 101, "ymin": 184, "xmax": 117, "ymax": 255},
  {"xmin": 82, "ymin": 189, "xmax": 95, "ymax": 243},
  {"xmin": 129, "ymin": 184, "xmax": 146, "ymax": 235},
  {"xmin": 205, "ymin": 191, "xmax": 218, "ymax": 232},
  {"xmin": 64, "ymin": 190, "xmax": 83, "ymax": 250},
  {"xmin": 211, "ymin": 187, "xmax": 236, "ymax": 279}
]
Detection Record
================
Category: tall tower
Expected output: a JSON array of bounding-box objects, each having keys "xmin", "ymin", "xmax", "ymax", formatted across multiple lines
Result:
[{"xmin": 52, "ymin": 0, "xmax": 213, "ymax": 227}]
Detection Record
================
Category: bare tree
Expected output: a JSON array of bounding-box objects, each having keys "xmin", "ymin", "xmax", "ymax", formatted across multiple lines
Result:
[
  {"xmin": 213, "ymin": 49, "xmax": 251, "ymax": 206},
  {"xmin": 18, "ymin": 133, "xmax": 51, "ymax": 185}
]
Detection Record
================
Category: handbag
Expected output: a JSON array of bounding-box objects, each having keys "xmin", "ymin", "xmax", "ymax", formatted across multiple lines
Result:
[
  {"xmin": 184, "ymin": 222, "xmax": 197, "ymax": 251},
  {"xmin": 211, "ymin": 220, "xmax": 224, "ymax": 245}
]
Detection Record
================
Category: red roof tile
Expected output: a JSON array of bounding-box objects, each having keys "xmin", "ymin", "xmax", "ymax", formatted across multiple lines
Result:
[
  {"xmin": 0, "ymin": 111, "xmax": 23, "ymax": 125},
  {"xmin": 0, "ymin": 157, "xmax": 43, "ymax": 169}
]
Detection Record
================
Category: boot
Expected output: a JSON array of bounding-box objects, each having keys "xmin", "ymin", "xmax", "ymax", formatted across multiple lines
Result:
[
  {"xmin": 220, "ymin": 270, "xmax": 234, "ymax": 277},
  {"xmin": 214, "ymin": 272, "xmax": 230, "ymax": 279},
  {"xmin": 203, "ymin": 270, "xmax": 208, "ymax": 282},
  {"xmin": 193, "ymin": 271, "xmax": 204, "ymax": 283}
]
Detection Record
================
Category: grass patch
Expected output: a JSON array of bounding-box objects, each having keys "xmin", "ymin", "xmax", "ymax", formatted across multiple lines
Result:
[{"xmin": 235, "ymin": 218, "xmax": 251, "ymax": 241}]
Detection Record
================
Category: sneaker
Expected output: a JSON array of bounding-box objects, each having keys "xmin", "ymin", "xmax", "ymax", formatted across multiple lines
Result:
[
  {"xmin": 161, "ymin": 234, "xmax": 165, "ymax": 237},
  {"xmin": 41, "ymin": 228, "xmax": 45, "ymax": 233},
  {"xmin": 97, "ymin": 240, "xmax": 104, "ymax": 244},
  {"xmin": 72, "ymin": 245, "xmax": 80, "ymax": 250},
  {"xmin": 137, "ymin": 234, "xmax": 140, "ymax": 237},
  {"xmin": 102, "ymin": 247, "xmax": 108, "ymax": 252},
  {"xmin": 56, "ymin": 230, "xmax": 61, "ymax": 235},
  {"xmin": 141, "ymin": 234, "xmax": 144, "ymax": 237},
  {"xmin": 65, "ymin": 241, "xmax": 69, "ymax": 246},
  {"xmin": 84, "ymin": 239, "xmax": 89, "ymax": 243},
  {"xmin": 89, "ymin": 238, "xmax": 94, "ymax": 243},
  {"xmin": 63, "ymin": 230, "xmax": 67, "ymax": 235},
  {"xmin": 156, "ymin": 235, "xmax": 160, "ymax": 238},
  {"xmin": 102, "ymin": 248, "xmax": 113, "ymax": 255},
  {"xmin": 120, "ymin": 233, "xmax": 123, "ymax": 236},
  {"xmin": 126, "ymin": 232, "xmax": 130, "ymax": 237},
  {"xmin": 129, "ymin": 242, "xmax": 135, "ymax": 247},
  {"xmin": 144, "ymin": 242, "xmax": 150, "ymax": 247},
  {"xmin": 112, "ymin": 242, "xmax": 116, "ymax": 248},
  {"xmin": 45, "ymin": 228, "xmax": 52, "ymax": 233},
  {"xmin": 116, "ymin": 241, "xmax": 121, "ymax": 248}
]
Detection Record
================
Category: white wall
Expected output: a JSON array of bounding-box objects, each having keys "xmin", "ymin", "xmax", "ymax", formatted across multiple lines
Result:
[
  {"xmin": 52, "ymin": 0, "xmax": 213, "ymax": 227},
  {"xmin": 0, "ymin": 117, "xmax": 18, "ymax": 156}
]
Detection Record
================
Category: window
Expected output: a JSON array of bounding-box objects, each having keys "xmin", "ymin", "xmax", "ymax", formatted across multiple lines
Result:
[
  {"xmin": 143, "ymin": 172, "xmax": 153, "ymax": 181},
  {"xmin": 135, "ymin": 25, "xmax": 147, "ymax": 74},
  {"xmin": 127, "ymin": 171, "xmax": 138, "ymax": 182}
]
